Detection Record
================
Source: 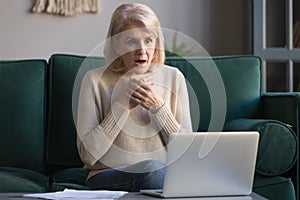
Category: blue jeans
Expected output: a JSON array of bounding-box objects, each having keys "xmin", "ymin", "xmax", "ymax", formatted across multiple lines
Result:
[{"xmin": 86, "ymin": 160, "xmax": 165, "ymax": 192}]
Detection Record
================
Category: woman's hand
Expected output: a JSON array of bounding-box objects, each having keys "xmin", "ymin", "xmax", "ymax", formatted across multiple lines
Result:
[{"xmin": 128, "ymin": 77, "xmax": 164, "ymax": 112}]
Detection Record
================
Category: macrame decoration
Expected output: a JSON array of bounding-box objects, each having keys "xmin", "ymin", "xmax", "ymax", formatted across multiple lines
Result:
[{"xmin": 32, "ymin": 0, "xmax": 100, "ymax": 16}]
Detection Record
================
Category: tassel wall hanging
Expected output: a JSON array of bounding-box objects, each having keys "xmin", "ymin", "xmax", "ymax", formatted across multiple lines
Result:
[{"xmin": 32, "ymin": 0, "xmax": 100, "ymax": 16}]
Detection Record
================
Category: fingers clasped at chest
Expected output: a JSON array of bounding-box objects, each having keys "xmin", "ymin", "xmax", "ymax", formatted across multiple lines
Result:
[{"xmin": 127, "ymin": 77, "xmax": 163, "ymax": 111}]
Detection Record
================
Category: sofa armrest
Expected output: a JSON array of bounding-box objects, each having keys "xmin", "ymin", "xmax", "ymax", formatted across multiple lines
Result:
[
  {"xmin": 262, "ymin": 92, "xmax": 300, "ymax": 133},
  {"xmin": 224, "ymin": 118, "xmax": 298, "ymax": 176},
  {"xmin": 262, "ymin": 92, "xmax": 300, "ymax": 198}
]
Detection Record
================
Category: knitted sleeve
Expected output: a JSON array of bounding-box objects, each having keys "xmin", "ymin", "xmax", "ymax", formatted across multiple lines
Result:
[{"xmin": 151, "ymin": 69, "xmax": 192, "ymax": 139}]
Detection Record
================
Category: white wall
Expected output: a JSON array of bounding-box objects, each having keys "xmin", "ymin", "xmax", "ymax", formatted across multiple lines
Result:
[{"xmin": 0, "ymin": 0, "xmax": 250, "ymax": 59}]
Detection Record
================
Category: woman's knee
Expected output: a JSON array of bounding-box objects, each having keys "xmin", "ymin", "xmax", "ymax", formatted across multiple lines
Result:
[
  {"xmin": 122, "ymin": 160, "xmax": 165, "ymax": 173},
  {"xmin": 137, "ymin": 160, "xmax": 165, "ymax": 173},
  {"xmin": 141, "ymin": 160, "xmax": 165, "ymax": 172}
]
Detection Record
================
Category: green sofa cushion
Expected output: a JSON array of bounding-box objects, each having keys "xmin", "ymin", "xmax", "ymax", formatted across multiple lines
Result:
[
  {"xmin": 0, "ymin": 167, "xmax": 49, "ymax": 192},
  {"xmin": 47, "ymin": 54, "xmax": 106, "ymax": 168},
  {"xmin": 224, "ymin": 118, "xmax": 298, "ymax": 176},
  {"xmin": 165, "ymin": 56, "xmax": 262, "ymax": 131},
  {"xmin": 0, "ymin": 60, "xmax": 47, "ymax": 172}
]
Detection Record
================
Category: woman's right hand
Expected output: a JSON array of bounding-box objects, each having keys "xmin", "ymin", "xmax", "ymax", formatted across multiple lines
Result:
[{"xmin": 115, "ymin": 77, "xmax": 138, "ymax": 110}]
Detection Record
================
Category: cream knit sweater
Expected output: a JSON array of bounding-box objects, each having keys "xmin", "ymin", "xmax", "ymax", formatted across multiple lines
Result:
[{"xmin": 76, "ymin": 64, "xmax": 192, "ymax": 179}]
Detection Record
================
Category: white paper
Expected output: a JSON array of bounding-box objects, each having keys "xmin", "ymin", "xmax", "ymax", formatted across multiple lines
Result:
[{"xmin": 23, "ymin": 189, "xmax": 128, "ymax": 200}]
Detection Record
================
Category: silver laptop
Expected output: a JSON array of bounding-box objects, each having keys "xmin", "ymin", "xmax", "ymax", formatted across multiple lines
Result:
[{"xmin": 141, "ymin": 132, "xmax": 260, "ymax": 198}]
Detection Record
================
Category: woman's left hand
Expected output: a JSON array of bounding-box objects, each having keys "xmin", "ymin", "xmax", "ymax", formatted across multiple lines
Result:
[{"xmin": 128, "ymin": 77, "xmax": 164, "ymax": 112}]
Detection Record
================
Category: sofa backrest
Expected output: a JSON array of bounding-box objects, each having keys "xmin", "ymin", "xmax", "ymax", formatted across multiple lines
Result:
[
  {"xmin": 47, "ymin": 54, "xmax": 262, "ymax": 170},
  {"xmin": 47, "ymin": 54, "xmax": 105, "ymax": 170},
  {"xmin": 0, "ymin": 60, "xmax": 47, "ymax": 173},
  {"xmin": 165, "ymin": 56, "xmax": 262, "ymax": 131}
]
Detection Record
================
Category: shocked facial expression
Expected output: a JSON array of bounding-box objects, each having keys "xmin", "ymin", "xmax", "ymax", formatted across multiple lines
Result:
[{"xmin": 115, "ymin": 23, "xmax": 157, "ymax": 75}]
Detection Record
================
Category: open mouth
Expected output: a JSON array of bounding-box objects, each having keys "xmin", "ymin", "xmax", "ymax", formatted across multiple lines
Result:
[{"xmin": 135, "ymin": 59, "xmax": 147, "ymax": 65}]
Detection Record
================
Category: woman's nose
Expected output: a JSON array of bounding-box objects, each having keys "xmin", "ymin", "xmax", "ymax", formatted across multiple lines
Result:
[{"xmin": 137, "ymin": 42, "xmax": 147, "ymax": 53}]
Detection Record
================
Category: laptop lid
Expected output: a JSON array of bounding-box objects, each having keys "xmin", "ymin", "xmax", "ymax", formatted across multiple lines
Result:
[{"xmin": 160, "ymin": 132, "xmax": 259, "ymax": 198}]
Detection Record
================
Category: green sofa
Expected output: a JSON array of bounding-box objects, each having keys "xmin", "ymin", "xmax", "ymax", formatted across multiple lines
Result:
[{"xmin": 0, "ymin": 54, "xmax": 298, "ymax": 200}]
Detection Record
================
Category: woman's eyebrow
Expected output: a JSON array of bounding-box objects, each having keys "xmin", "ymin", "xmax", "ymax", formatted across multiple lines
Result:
[
  {"xmin": 125, "ymin": 36, "xmax": 137, "ymax": 41},
  {"xmin": 125, "ymin": 34, "xmax": 154, "ymax": 40},
  {"xmin": 146, "ymin": 35, "xmax": 154, "ymax": 40}
]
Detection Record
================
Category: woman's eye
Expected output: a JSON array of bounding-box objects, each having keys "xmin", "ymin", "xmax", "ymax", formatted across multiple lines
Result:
[
  {"xmin": 145, "ymin": 38, "xmax": 153, "ymax": 44},
  {"xmin": 127, "ymin": 39, "xmax": 136, "ymax": 46}
]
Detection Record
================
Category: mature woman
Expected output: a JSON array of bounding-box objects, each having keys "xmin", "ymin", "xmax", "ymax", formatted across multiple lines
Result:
[{"xmin": 76, "ymin": 3, "xmax": 192, "ymax": 192}]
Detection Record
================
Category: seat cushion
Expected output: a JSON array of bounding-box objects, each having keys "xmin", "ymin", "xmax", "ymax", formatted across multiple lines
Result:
[
  {"xmin": 0, "ymin": 167, "xmax": 49, "ymax": 192},
  {"xmin": 50, "ymin": 168, "xmax": 90, "ymax": 191},
  {"xmin": 224, "ymin": 118, "xmax": 298, "ymax": 176},
  {"xmin": 253, "ymin": 174, "xmax": 296, "ymax": 200}
]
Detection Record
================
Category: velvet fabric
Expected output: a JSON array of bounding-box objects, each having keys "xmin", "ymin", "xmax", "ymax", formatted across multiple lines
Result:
[{"xmin": 0, "ymin": 55, "xmax": 297, "ymax": 200}]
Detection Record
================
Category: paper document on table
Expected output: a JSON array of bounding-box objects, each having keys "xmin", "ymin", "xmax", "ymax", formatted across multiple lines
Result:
[{"xmin": 23, "ymin": 189, "xmax": 128, "ymax": 199}]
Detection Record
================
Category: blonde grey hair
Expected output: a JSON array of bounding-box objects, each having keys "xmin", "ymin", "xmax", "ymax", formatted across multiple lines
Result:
[{"xmin": 104, "ymin": 3, "xmax": 165, "ymax": 71}]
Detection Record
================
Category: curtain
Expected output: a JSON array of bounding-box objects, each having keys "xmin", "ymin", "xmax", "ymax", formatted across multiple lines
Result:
[{"xmin": 32, "ymin": 0, "xmax": 100, "ymax": 16}]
